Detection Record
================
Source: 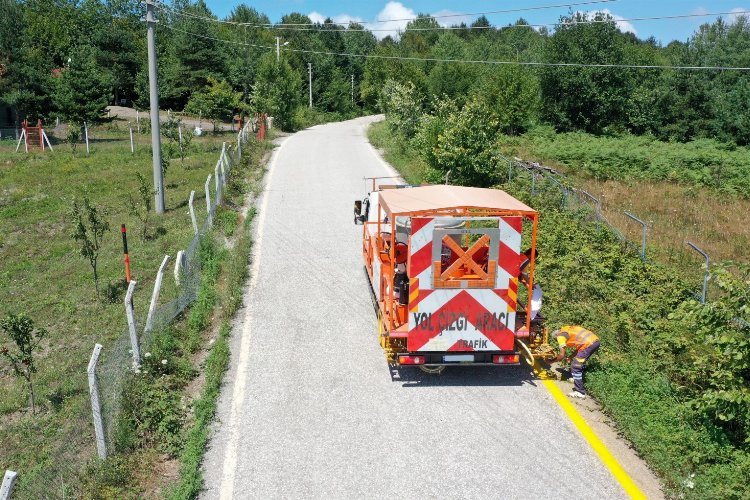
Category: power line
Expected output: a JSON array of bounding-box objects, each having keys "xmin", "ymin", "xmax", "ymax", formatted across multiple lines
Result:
[
  {"xmin": 155, "ymin": 0, "xmax": 617, "ymax": 27},
  {"xmin": 157, "ymin": 3, "xmax": 750, "ymax": 34},
  {"xmin": 158, "ymin": 24, "xmax": 750, "ymax": 72}
]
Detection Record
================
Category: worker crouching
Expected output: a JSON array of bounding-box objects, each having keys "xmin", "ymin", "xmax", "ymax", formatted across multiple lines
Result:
[{"xmin": 552, "ymin": 325, "xmax": 600, "ymax": 399}]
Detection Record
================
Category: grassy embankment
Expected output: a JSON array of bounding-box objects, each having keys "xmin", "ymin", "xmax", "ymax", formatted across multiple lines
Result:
[
  {"xmin": 0, "ymin": 118, "xmax": 269, "ymax": 497},
  {"xmin": 369, "ymin": 120, "xmax": 750, "ymax": 499},
  {"xmin": 498, "ymin": 127, "xmax": 750, "ymax": 270}
]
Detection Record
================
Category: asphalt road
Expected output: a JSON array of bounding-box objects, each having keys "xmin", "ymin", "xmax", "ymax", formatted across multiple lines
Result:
[{"xmin": 201, "ymin": 116, "xmax": 628, "ymax": 499}]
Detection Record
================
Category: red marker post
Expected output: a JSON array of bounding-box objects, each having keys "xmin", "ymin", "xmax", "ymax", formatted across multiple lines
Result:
[{"xmin": 121, "ymin": 224, "xmax": 132, "ymax": 283}]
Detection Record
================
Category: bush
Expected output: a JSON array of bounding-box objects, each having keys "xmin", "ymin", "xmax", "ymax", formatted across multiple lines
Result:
[
  {"xmin": 379, "ymin": 79, "xmax": 423, "ymax": 139},
  {"xmin": 424, "ymin": 97, "xmax": 503, "ymax": 187}
]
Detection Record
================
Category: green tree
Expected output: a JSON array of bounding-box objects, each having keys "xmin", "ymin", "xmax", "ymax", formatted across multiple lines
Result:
[
  {"xmin": 473, "ymin": 65, "xmax": 540, "ymax": 135},
  {"xmin": 427, "ymin": 33, "xmax": 476, "ymax": 105},
  {"xmin": 249, "ymin": 52, "xmax": 302, "ymax": 131},
  {"xmin": 54, "ymin": 45, "xmax": 112, "ymax": 126},
  {"xmin": 379, "ymin": 79, "xmax": 423, "ymax": 139},
  {"xmin": 426, "ymin": 97, "xmax": 502, "ymax": 187},
  {"xmin": 541, "ymin": 12, "xmax": 631, "ymax": 134},
  {"xmin": 70, "ymin": 196, "xmax": 110, "ymax": 300},
  {"xmin": 185, "ymin": 78, "xmax": 240, "ymax": 132},
  {"xmin": 0, "ymin": 313, "xmax": 47, "ymax": 415}
]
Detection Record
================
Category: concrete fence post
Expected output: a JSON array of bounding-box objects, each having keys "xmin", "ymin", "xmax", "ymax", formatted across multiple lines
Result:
[
  {"xmin": 124, "ymin": 280, "xmax": 140, "ymax": 369},
  {"xmin": 174, "ymin": 250, "xmax": 186, "ymax": 287},
  {"xmin": 0, "ymin": 471, "xmax": 18, "ymax": 500},
  {"xmin": 188, "ymin": 190, "xmax": 199, "ymax": 235},
  {"xmin": 129, "ymin": 124, "xmax": 134, "ymax": 154},
  {"xmin": 84, "ymin": 122, "xmax": 90, "ymax": 155},
  {"xmin": 87, "ymin": 344, "xmax": 107, "ymax": 459},
  {"xmin": 215, "ymin": 163, "xmax": 222, "ymax": 205},
  {"xmin": 205, "ymin": 174, "xmax": 213, "ymax": 225},
  {"xmin": 144, "ymin": 255, "xmax": 171, "ymax": 334}
]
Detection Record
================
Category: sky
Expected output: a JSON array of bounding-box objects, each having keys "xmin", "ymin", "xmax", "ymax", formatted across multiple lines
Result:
[{"xmin": 204, "ymin": 0, "xmax": 749, "ymax": 44}]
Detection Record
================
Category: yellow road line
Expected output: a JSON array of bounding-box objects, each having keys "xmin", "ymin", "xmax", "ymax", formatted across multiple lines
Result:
[{"xmin": 542, "ymin": 379, "xmax": 647, "ymax": 500}]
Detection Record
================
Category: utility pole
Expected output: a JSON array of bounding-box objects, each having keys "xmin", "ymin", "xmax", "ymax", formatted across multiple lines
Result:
[
  {"xmin": 351, "ymin": 74, "xmax": 354, "ymax": 104},
  {"xmin": 275, "ymin": 37, "xmax": 289, "ymax": 64},
  {"xmin": 146, "ymin": 0, "xmax": 165, "ymax": 214},
  {"xmin": 308, "ymin": 63, "xmax": 313, "ymax": 108}
]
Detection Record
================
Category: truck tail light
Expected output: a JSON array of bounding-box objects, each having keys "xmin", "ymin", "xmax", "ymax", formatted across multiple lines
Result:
[
  {"xmin": 398, "ymin": 355, "xmax": 426, "ymax": 365},
  {"xmin": 492, "ymin": 354, "xmax": 520, "ymax": 364}
]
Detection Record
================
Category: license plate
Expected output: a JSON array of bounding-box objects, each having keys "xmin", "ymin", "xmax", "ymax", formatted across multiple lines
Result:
[{"xmin": 443, "ymin": 354, "xmax": 474, "ymax": 363}]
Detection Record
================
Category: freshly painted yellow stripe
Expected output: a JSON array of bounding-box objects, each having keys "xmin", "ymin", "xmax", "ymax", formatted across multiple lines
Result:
[{"xmin": 542, "ymin": 379, "xmax": 647, "ymax": 500}]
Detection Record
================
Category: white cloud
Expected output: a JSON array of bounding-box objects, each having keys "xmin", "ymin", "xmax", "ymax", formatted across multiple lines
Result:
[
  {"xmin": 374, "ymin": 2, "xmax": 416, "ymax": 39},
  {"xmin": 307, "ymin": 11, "xmax": 363, "ymax": 26},
  {"xmin": 308, "ymin": 11, "xmax": 326, "ymax": 24},
  {"xmin": 430, "ymin": 9, "xmax": 472, "ymax": 28},
  {"xmin": 578, "ymin": 9, "xmax": 637, "ymax": 36},
  {"xmin": 728, "ymin": 7, "xmax": 750, "ymax": 24}
]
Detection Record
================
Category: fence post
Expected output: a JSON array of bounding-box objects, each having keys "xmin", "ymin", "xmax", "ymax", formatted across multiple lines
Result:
[
  {"xmin": 220, "ymin": 142, "xmax": 228, "ymax": 178},
  {"xmin": 124, "ymin": 280, "xmax": 140, "ymax": 369},
  {"xmin": 174, "ymin": 250, "xmax": 186, "ymax": 287},
  {"xmin": 507, "ymin": 159, "xmax": 513, "ymax": 184},
  {"xmin": 205, "ymin": 174, "xmax": 213, "ymax": 225},
  {"xmin": 144, "ymin": 255, "xmax": 171, "ymax": 334},
  {"xmin": 129, "ymin": 124, "xmax": 134, "ymax": 154},
  {"xmin": 188, "ymin": 190, "xmax": 198, "ymax": 235},
  {"xmin": 84, "ymin": 122, "xmax": 90, "ymax": 155},
  {"xmin": 623, "ymin": 211, "xmax": 648, "ymax": 260},
  {"xmin": 687, "ymin": 241, "xmax": 710, "ymax": 304},
  {"xmin": 0, "ymin": 471, "xmax": 18, "ymax": 500},
  {"xmin": 215, "ymin": 163, "xmax": 222, "ymax": 205},
  {"xmin": 86, "ymin": 344, "xmax": 107, "ymax": 459}
]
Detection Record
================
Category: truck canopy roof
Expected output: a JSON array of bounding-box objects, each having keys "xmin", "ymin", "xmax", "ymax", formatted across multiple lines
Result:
[{"xmin": 378, "ymin": 185, "xmax": 536, "ymax": 216}]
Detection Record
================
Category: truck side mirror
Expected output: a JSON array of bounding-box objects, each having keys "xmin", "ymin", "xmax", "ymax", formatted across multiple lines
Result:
[{"xmin": 354, "ymin": 200, "xmax": 363, "ymax": 224}]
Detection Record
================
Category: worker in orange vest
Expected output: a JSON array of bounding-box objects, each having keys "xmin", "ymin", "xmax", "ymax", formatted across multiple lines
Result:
[{"xmin": 552, "ymin": 325, "xmax": 600, "ymax": 399}]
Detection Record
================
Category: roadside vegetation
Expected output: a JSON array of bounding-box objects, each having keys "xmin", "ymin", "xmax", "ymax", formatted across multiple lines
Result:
[
  {"xmin": 0, "ymin": 118, "xmax": 270, "ymax": 497},
  {"xmin": 370, "ymin": 110, "xmax": 750, "ymax": 498}
]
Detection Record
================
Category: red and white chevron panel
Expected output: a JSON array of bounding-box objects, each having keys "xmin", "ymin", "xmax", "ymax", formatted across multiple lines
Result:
[{"xmin": 406, "ymin": 216, "xmax": 522, "ymax": 352}]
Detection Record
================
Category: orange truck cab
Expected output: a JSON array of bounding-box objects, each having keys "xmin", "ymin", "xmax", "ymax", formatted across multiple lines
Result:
[{"xmin": 354, "ymin": 179, "xmax": 548, "ymax": 371}]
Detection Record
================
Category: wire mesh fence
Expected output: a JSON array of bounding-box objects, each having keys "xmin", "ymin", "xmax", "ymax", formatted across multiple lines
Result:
[
  {"xmin": 7, "ymin": 120, "xmax": 255, "ymax": 499},
  {"xmin": 502, "ymin": 154, "xmax": 748, "ymax": 319}
]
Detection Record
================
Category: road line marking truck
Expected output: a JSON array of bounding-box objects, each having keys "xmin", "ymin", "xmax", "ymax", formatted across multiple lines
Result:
[{"xmin": 355, "ymin": 180, "xmax": 551, "ymax": 373}]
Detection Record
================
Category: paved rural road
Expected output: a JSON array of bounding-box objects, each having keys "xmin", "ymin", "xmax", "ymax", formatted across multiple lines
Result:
[{"xmin": 201, "ymin": 116, "xmax": 628, "ymax": 499}]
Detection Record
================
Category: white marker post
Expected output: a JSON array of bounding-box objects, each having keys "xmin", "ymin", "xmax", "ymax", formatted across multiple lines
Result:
[
  {"xmin": 174, "ymin": 250, "xmax": 185, "ymax": 287},
  {"xmin": 144, "ymin": 255, "xmax": 171, "ymax": 334},
  {"xmin": 124, "ymin": 280, "xmax": 140, "ymax": 369},
  {"xmin": 87, "ymin": 344, "xmax": 107, "ymax": 459},
  {"xmin": 0, "ymin": 471, "xmax": 18, "ymax": 500},
  {"xmin": 188, "ymin": 190, "xmax": 198, "ymax": 235},
  {"xmin": 84, "ymin": 122, "xmax": 90, "ymax": 155},
  {"xmin": 136, "ymin": 110, "xmax": 140, "ymax": 133},
  {"xmin": 129, "ymin": 124, "xmax": 134, "ymax": 153},
  {"xmin": 215, "ymin": 163, "xmax": 221, "ymax": 205},
  {"xmin": 205, "ymin": 174, "xmax": 213, "ymax": 225}
]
